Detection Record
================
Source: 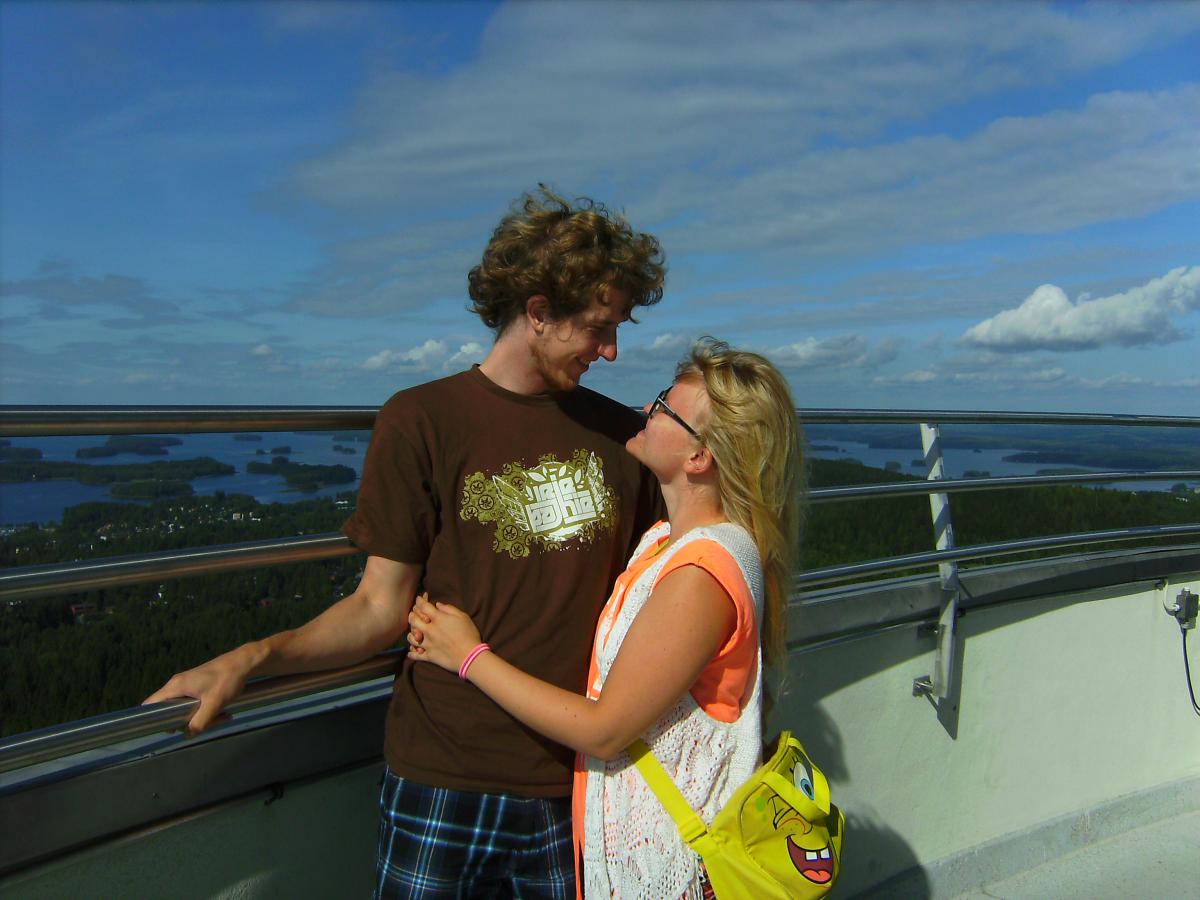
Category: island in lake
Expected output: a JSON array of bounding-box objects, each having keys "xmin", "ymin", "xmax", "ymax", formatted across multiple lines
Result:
[
  {"xmin": 1003, "ymin": 449, "xmax": 1200, "ymax": 469},
  {"xmin": 0, "ymin": 457, "xmax": 235, "ymax": 485},
  {"xmin": 0, "ymin": 444, "xmax": 43, "ymax": 461},
  {"xmin": 805, "ymin": 423, "xmax": 1200, "ymax": 471},
  {"xmin": 75, "ymin": 436, "xmax": 182, "ymax": 458},
  {"xmin": 246, "ymin": 458, "xmax": 355, "ymax": 491}
]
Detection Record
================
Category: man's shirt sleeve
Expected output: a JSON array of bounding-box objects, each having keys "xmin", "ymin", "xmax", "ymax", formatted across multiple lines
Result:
[{"xmin": 341, "ymin": 393, "xmax": 438, "ymax": 564}]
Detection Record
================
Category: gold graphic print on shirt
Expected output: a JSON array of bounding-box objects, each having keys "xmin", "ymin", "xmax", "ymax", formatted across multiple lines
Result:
[{"xmin": 459, "ymin": 450, "xmax": 617, "ymax": 558}]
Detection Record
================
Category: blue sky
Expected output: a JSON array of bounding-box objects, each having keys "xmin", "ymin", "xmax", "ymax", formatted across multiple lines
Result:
[{"xmin": 2, "ymin": 1, "xmax": 1198, "ymax": 414}]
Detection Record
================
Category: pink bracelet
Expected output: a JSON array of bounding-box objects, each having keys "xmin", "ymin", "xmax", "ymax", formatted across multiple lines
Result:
[{"xmin": 458, "ymin": 643, "xmax": 491, "ymax": 680}]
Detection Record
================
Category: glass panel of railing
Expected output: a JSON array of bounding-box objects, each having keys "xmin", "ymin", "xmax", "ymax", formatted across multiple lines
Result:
[
  {"xmin": 1, "ymin": 423, "xmax": 374, "ymax": 739},
  {"xmin": 3, "ymin": 407, "xmax": 1198, "ymax": 743}
]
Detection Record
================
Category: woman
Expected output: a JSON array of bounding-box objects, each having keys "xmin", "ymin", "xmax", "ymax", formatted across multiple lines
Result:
[{"xmin": 408, "ymin": 338, "xmax": 802, "ymax": 898}]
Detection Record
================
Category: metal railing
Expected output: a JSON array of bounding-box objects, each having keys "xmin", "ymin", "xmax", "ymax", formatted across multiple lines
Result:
[
  {"xmin": 2, "ymin": 404, "xmax": 1198, "ymax": 771},
  {"xmin": 0, "ymin": 534, "xmax": 359, "ymax": 604},
  {"xmin": 5, "ymin": 476, "xmax": 1200, "ymax": 603},
  {"xmin": 0, "ymin": 405, "xmax": 377, "ymax": 437},
  {"xmin": 4, "ymin": 405, "xmax": 1200, "ymax": 436},
  {"xmin": 0, "ymin": 652, "xmax": 403, "ymax": 775},
  {"xmin": 793, "ymin": 523, "xmax": 1200, "ymax": 586}
]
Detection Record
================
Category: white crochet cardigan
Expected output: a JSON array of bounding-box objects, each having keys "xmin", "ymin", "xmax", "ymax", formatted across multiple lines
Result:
[{"xmin": 581, "ymin": 521, "xmax": 764, "ymax": 899}]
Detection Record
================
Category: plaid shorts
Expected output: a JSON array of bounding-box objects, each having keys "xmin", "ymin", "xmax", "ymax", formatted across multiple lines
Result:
[{"xmin": 375, "ymin": 768, "xmax": 575, "ymax": 899}]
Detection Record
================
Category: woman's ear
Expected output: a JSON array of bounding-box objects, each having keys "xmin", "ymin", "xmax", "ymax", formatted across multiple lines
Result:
[{"xmin": 685, "ymin": 445, "xmax": 716, "ymax": 476}]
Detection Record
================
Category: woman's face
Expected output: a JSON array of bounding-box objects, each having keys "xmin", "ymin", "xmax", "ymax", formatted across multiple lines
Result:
[{"xmin": 626, "ymin": 380, "xmax": 707, "ymax": 476}]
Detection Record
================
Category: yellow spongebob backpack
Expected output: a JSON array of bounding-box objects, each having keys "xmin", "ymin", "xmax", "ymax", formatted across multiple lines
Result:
[{"xmin": 628, "ymin": 730, "xmax": 844, "ymax": 899}]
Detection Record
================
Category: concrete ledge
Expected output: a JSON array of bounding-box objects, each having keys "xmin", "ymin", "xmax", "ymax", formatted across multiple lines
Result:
[
  {"xmin": 791, "ymin": 544, "xmax": 1200, "ymax": 649},
  {"xmin": 855, "ymin": 773, "xmax": 1200, "ymax": 898}
]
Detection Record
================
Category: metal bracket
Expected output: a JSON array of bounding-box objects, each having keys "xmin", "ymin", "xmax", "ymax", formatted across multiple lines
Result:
[
  {"xmin": 913, "ymin": 423, "xmax": 962, "ymax": 704},
  {"xmin": 1173, "ymin": 588, "xmax": 1198, "ymax": 630},
  {"xmin": 264, "ymin": 783, "xmax": 285, "ymax": 806},
  {"xmin": 913, "ymin": 592, "xmax": 960, "ymax": 698}
]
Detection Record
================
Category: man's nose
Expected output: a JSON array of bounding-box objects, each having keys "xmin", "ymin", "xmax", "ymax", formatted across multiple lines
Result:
[{"xmin": 598, "ymin": 337, "xmax": 617, "ymax": 362}]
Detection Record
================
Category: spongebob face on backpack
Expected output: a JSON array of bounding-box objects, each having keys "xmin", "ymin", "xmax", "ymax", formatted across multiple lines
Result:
[{"xmin": 762, "ymin": 743, "xmax": 837, "ymax": 888}]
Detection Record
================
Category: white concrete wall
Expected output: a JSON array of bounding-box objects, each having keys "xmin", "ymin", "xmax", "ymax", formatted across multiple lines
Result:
[
  {"xmin": 4, "ymin": 763, "xmax": 380, "ymax": 899},
  {"xmin": 8, "ymin": 574, "xmax": 1199, "ymax": 898},
  {"xmin": 774, "ymin": 574, "xmax": 1200, "ymax": 895}
]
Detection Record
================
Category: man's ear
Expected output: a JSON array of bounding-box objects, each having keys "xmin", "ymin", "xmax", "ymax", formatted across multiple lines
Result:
[{"xmin": 525, "ymin": 295, "xmax": 550, "ymax": 333}]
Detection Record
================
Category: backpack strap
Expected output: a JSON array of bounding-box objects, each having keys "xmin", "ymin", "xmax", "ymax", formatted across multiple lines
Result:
[
  {"xmin": 760, "ymin": 733, "xmax": 833, "ymax": 819},
  {"xmin": 760, "ymin": 771, "xmax": 831, "ymax": 820},
  {"xmin": 627, "ymin": 738, "xmax": 711, "ymax": 846}
]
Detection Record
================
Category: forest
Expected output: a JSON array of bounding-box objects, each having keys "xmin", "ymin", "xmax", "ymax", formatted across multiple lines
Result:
[
  {"xmin": 0, "ymin": 457, "xmax": 235, "ymax": 485},
  {"xmin": 1, "ymin": 459, "xmax": 1196, "ymax": 737},
  {"xmin": 244, "ymin": 457, "xmax": 357, "ymax": 489}
]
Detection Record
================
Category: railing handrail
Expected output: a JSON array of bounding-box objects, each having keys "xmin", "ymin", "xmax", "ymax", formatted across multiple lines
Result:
[
  {"xmin": 0, "ymin": 405, "xmax": 379, "ymax": 437},
  {"xmin": 793, "ymin": 523, "xmax": 1200, "ymax": 587},
  {"xmin": 0, "ymin": 534, "xmax": 360, "ymax": 604},
  {"xmin": 4, "ymin": 404, "xmax": 1200, "ymax": 436},
  {"xmin": 5, "ymin": 524, "xmax": 1200, "ymax": 774},
  {"xmin": 4, "ymin": 471, "xmax": 1199, "ymax": 603},
  {"xmin": 3, "ymin": 404, "xmax": 1197, "ymax": 774},
  {"xmin": 797, "ymin": 408, "xmax": 1200, "ymax": 427},
  {"xmin": 810, "ymin": 470, "xmax": 1200, "ymax": 502},
  {"xmin": 0, "ymin": 651, "xmax": 405, "ymax": 775}
]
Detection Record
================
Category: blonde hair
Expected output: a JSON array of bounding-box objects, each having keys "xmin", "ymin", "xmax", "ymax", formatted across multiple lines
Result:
[{"xmin": 676, "ymin": 338, "xmax": 803, "ymax": 668}]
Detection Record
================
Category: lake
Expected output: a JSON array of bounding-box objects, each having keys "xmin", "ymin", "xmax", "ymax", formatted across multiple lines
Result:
[
  {"xmin": 2, "ymin": 428, "xmax": 1196, "ymax": 527},
  {"xmin": 1, "ymin": 432, "xmax": 369, "ymax": 526},
  {"xmin": 808, "ymin": 440, "xmax": 1195, "ymax": 493}
]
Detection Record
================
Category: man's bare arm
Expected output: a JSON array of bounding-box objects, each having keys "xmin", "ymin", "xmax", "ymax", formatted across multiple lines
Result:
[{"xmin": 144, "ymin": 555, "xmax": 420, "ymax": 735}]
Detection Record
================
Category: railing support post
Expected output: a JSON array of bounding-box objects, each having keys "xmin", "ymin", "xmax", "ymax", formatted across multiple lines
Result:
[{"xmin": 915, "ymin": 423, "xmax": 961, "ymax": 703}]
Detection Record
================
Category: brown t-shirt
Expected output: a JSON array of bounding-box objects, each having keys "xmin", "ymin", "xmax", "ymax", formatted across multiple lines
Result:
[{"xmin": 342, "ymin": 366, "xmax": 662, "ymax": 796}]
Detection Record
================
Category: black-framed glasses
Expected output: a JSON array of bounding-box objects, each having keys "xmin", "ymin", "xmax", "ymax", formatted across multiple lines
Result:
[{"xmin": 649, "ymin": 387, "xmax": 701, "ymax": 439}]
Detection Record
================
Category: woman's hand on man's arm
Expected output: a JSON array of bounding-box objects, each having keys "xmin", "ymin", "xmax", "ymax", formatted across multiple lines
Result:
[{"xmin": 408, "ymin": 565, "xmax": 735, "ymax": 760}]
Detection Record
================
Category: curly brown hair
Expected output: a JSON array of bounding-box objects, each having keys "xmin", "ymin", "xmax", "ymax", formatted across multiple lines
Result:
[{"xmin": 468, "ymin": 186, "xmax": 666, "ymax": 332}]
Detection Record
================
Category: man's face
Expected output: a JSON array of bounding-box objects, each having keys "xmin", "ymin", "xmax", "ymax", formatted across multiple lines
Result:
[{"xmin": 531, "ymin": 289, "xmax": 630, "ymax": 392}]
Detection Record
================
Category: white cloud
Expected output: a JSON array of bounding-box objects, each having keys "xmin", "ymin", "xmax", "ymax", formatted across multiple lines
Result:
[
  {"xmin": 362, "ymin": 339, "xmax": 448, "ymax": 372},
  {"xmin": 251, "ymin": 343, "xmax": 274, "ymax": 356},
  {"xmin": 769, "ymin": 334, "xmax": 898, "ymax": 370},
  {"xmin": 260, "ymin": 1, "xmax": 373, "ymax": 33},
  {"xmin": 289, "ymin": 219, "xmax": 484, "ymax": 318},
  {"xmin": 0, "ymin": 260, "xmax": 190, "ymax": 327},
  {"xmin": 963, "ymin": 266, "xmax": 1200, "ymax": 351},
  {"xmin": 874, "ymin": 344, "xmax": 1073, "ymax": 389},
  {"xmin": 650, "ymin": 333, "xmax": 693, "ymax": 352},
  {"xmin": 273, "ymin": 4, "xmax": 1200, "ymax": 320},
  {"xmin": 919, "ymin": 334, "xmax": 944, "ymax": 354},
  {"xmin": 665, "ymin": 85, "xmax": 1200, "ymax": 264},
  {"xmin": 445, "ymin": 342, "xmax": 486, "ymax": 370},
  {"xmin": 1078, "ymin": 373, "xmax": 1200, "ymax": 391},
  {"xmin": 888, "ymin": 370, "xmax": 939, "ymax": 385},
  {"xmin": 290, "ymin": 3, "xmax": 1200, "ymax": 209}
]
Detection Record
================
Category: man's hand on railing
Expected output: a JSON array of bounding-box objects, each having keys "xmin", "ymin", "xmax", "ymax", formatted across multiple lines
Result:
[{"xmin": 143, "ymin": 642, "xmax": 263, "ymax": 736}]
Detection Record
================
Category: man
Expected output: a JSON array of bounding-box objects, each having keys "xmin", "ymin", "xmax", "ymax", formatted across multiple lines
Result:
[{"xmin": 145, "ymin": 187, "xmax": 666, "ymax": 898}]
